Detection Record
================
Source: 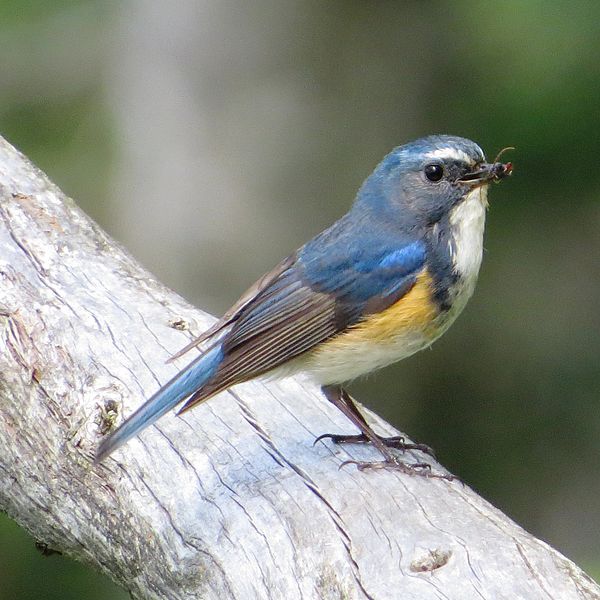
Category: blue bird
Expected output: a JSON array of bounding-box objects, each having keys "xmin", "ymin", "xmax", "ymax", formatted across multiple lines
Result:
[{"xmin": 95, "ymin": 135, "xmax": 512, "ymax": 475}]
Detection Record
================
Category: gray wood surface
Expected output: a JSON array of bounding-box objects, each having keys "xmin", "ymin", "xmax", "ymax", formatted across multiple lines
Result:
[{"xmin": 0, "ymin": 135, "xmax": 597, "ymax": 599}]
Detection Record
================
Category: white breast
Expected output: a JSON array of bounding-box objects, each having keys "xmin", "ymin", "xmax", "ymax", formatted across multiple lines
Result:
[{"xmin": 447, "ymin": 185, "xmax": 488, "ymax": 314}]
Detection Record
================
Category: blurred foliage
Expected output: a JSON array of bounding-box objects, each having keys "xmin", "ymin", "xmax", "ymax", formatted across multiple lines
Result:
[
  {"xmin": 0, "ymin": 0, "xmax": 90, "ymax": 24},
  {"xmin": 1, "ymin": 0, "xmax": 599, "ymax": 597},
  {"xmin": 1, "ymin": 94, "xmax": 115, "ymax": 222},
  {"xmin": 0, "ymin": 515, "xmax": 127, "ymax": 600}
]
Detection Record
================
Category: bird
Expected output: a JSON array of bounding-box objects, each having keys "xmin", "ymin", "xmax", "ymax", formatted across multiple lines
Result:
[{"xmin": 95, "ymin": 135, "xmax": 512, "ymax": 475}]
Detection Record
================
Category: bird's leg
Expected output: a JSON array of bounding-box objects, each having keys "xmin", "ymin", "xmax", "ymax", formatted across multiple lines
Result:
[
  {"xmin": 316, "ymin": 385, "xmax": 435, "ymax": 455},
  {"xmin": 318, "ymin": 385, "xmax": 397, "ymax": 461},
  {"xmin": 317, "ymin": 385, "xmax": 453, "ymax": 479}
]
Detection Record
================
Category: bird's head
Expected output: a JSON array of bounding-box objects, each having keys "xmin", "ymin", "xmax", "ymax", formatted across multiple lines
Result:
[{"xmin": 355, "ymin": 135, "xmax": 512, "ymax": 227}]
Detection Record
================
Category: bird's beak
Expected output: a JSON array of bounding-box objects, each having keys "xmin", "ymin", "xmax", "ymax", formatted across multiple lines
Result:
[{"xmin": 458, "ymin": 161, "xmax": 513, "ymax": 186}]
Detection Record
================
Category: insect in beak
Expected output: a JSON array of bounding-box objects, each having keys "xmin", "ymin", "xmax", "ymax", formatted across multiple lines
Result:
[
  {"xmin": 489, "ymin": 146, "xmax": 515, "ymax": 182},
  {"xmin": 459, "ymin": 147, "xmax": 514, "ymax": 185}
]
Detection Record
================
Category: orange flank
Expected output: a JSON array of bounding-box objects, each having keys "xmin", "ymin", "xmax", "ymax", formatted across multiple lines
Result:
[
  {"xmin": 354, "ymin": 269, "xmax": 439, "ymax": 339},
  {"xmin": 302, "ymin": 269, "xmax": 441, "ymax": 384}
]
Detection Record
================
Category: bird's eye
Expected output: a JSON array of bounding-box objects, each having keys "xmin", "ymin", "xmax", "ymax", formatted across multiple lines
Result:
[{"xmin": 424, "ymin": 163, "xmax": 444, "ymax": 182}]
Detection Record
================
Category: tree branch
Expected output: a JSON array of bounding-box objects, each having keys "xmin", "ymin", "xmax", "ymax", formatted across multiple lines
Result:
[{"xmin": 0, "ymin": 136, "xmax": 597, "ymax": 600}]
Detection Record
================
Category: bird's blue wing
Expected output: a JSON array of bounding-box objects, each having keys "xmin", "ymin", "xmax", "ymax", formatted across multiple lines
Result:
[
  {"xmin": 178, "ymin": 234, "xmax": 426, "ymax": 410},
  {"xmin": 300, "ymin": 234, "xmax": 427, "ymax": 324}
]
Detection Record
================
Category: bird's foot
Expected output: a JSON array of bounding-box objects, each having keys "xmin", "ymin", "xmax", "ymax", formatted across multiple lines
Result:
[
  {"xmin": 315, "ymin": 432, "xmax": 436, "ymax": 458},
  {"xmin": 340, "ymin": 457, "xmax": 457, "ymax": 481}
]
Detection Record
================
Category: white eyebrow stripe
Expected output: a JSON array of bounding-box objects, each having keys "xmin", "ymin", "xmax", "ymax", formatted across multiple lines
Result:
[{"xmin": 425, "ymin": 147, "xmax": 479, "ymax": 164}]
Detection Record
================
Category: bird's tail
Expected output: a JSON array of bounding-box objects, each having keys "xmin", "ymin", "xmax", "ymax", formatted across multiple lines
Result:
[{"xmin": 94, "ymin": 344, "xmax": 224, "ymax": 463}]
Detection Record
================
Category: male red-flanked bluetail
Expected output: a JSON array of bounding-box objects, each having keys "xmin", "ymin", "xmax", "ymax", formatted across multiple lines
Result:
[{"xmin": 96, "ymin": 135, "xmax": 512, "ymax": 477}]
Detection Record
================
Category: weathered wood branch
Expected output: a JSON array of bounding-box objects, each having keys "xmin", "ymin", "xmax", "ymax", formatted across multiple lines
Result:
[{"xmin": 0, "ymin": 135, "xmax": 597, "ymax": 600}]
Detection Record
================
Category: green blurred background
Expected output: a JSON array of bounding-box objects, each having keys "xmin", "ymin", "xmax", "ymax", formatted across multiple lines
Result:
[{"xmin": 1, "ymin": 1, "xmax": 599, "ymax": 597}]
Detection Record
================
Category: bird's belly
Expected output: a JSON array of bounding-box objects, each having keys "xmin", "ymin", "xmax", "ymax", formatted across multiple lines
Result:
[
  {"xmin": 299, "ymin": 269, "xmax": 447, "ymax": 384},
  {"xmin": 303, "ymin": 327, "xmax": 435, "ymax": 384}
]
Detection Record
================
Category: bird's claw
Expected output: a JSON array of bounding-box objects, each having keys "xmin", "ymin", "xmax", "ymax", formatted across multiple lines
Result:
[
  {"xmin": 315, "ymin": 432, "xmax": 436, "ymax": 458},
  {"xmin": 339, "ymin": 457, "xmax": 456, "ymax": 480}
]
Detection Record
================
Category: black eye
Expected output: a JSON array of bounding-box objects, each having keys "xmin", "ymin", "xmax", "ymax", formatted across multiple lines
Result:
[{"xmin": 424, "ymin": 163, "xmax": 444, "ymax": 182}]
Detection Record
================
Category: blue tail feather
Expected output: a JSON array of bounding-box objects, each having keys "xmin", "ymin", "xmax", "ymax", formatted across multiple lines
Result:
[{"xmin": 95, "ymin": 344, "xmax": 224, "ymax": 462}]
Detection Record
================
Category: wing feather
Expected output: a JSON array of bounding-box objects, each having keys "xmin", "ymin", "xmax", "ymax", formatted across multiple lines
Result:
[
  {"xmin": 179, "ymin": 276, "xmax": 336, "ymax": 410},
  {"xmin": 168, "ymin": 254, "xmax": 296, "ymax": 362}
]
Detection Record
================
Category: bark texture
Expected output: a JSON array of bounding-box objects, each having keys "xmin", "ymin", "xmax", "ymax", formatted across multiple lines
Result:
[{"xmin": 0, "ymin": 136, "xmax": 598, "ymax": 600}]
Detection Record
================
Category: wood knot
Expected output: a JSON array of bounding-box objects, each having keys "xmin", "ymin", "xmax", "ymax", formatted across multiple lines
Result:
[{"xmin": 410, "ymin": 548, "xmax": 452, "ymax": 573}]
